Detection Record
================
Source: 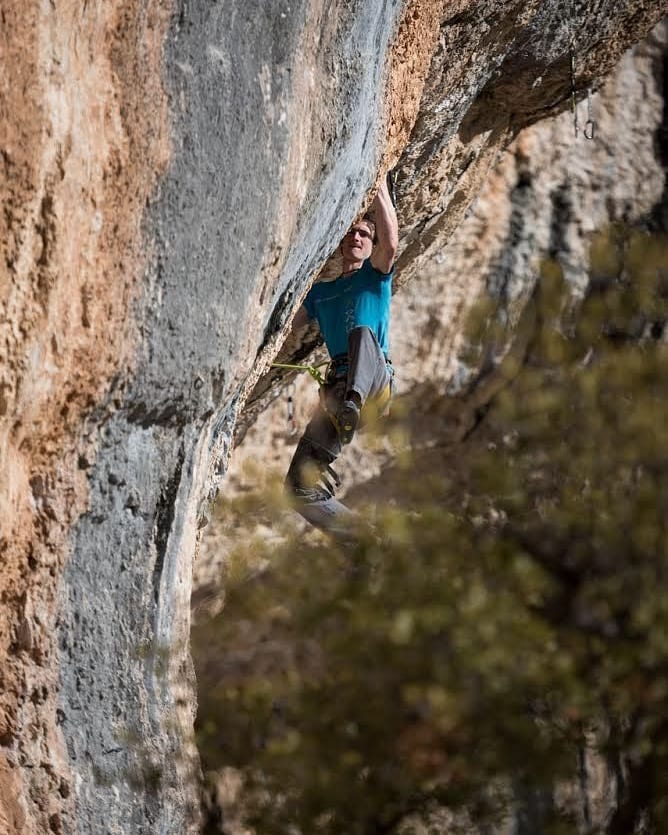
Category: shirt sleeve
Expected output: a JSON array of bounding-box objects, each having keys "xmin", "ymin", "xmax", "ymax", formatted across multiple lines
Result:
[{"xmin": 365, "ymin": 258, "xmax": 393, "ymax": 281}]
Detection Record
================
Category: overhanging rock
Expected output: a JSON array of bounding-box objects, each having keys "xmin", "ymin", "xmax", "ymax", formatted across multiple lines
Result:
[{"xmin": 0, "ymin": 2, "xmax": 664, "ymax": 832}]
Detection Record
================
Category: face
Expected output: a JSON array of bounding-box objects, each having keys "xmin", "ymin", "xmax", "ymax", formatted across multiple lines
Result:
[{"xmin": 341, "ymin": 221, "xmax": 374, "ymax": 262}]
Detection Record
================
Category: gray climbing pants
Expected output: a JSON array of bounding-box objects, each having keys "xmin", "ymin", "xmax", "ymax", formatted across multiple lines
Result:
[{"xmin": 285, "ymin": 326, "xmax": 392, "ymax": 540}]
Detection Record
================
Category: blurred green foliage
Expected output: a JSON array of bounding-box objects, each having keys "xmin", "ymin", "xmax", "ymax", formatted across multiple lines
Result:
[{"xmin": 193, "ymin": 226, "xmax": 668, "ymax": 835}]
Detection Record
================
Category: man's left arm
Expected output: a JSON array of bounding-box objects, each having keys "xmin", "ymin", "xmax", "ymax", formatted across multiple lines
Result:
[{"xmin": 369, "ymin": 175, "xmax": 399, "ymax": 275}]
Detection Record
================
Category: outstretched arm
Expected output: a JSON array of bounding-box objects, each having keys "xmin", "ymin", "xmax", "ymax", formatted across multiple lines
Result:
[{"xmin": 370, "ymin": 175, "xmax": 399, "ymax": 275}]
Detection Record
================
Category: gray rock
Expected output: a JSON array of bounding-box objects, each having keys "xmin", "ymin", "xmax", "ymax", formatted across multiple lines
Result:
[{"xmin": 0, "ymin": 2, "xmax": 664, "ymax": 833}]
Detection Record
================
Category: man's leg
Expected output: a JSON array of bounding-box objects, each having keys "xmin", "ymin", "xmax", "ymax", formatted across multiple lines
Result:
[
  {"xmin": 338, "ymin": 327, "xmax": 391, "ymax": 444},
  {"xmin": 285, "ymin": 382, "xmax": 357, "ymax": 542}
]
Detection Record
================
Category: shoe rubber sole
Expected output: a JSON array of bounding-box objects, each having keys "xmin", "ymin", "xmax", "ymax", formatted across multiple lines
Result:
[{"xmin": 338, "ymin": 400, "xmax": 360, "ymax": 445}]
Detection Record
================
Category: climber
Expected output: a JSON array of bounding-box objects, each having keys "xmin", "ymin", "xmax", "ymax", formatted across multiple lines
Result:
[{"xmin": 285, "ymin": 173, "xmax": 399, "ymax": 540}]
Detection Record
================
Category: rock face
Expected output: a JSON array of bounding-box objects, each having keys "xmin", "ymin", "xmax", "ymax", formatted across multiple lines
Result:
[
  {"xmin": 0, "ymin": 1, "xmax": 665, "ymax": 832},
  {"xmin": 202, "ymin": 24, "xmax": 667, "ymax": 582},
  {"xmin": 1, "ymin": 2, "xmax": 172, "ymax": 831}
]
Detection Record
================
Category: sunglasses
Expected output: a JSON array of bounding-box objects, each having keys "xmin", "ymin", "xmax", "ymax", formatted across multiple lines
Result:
[{"xmin": 345, "ymin": 227, "xmax": 373, "ymax": 240}]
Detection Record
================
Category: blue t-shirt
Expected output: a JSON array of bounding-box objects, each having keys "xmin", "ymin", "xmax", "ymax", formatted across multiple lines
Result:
[{"xmin": 303, "ymin": 259, "xmax": 392, "ymax": 358}]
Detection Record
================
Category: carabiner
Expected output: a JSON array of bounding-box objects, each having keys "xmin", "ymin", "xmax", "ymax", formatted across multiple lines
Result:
[{"xmin": 584, "ymin": 88, "xmax": 596, "ymax": 140}]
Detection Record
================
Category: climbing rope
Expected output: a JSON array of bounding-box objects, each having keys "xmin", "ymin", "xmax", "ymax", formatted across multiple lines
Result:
[
  {"xmin": 272, "ymin": 361, "xmax": 332, "ymax": 437},
  {"xmin": 271, "ymin": 361, "xmax": 329, "ymax": 387}
]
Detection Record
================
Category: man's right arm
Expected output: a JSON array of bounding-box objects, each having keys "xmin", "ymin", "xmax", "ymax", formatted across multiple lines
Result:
[{"xmin": 369, "ymin": 176, "xmax": 399, "ymax": 275}]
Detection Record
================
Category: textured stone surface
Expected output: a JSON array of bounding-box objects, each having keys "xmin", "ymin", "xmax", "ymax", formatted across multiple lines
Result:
[
  {"xmin": 220, "ymin": 26, "xmax": 666, "ymax": 552},
  {"xmin": 0, "ymin": 1, "xmax": 665, "ymax": 832},
  {"xmin": 393, "ymin": 25, "xmax": 667, "ymax": 392},
  {"xmin": 0, "ymin": 0, "xmax": 171, "ymax": 830},
  {"xmin": 198, "ymin": 23, "xmax": 667, "ymax": 832},
  {"xmin": 57, "ymin": 3, "xmax": 409, "ymax": 833},
  {"xmin": 240, "ymin": 0, "xmax": 667, "ymax": 431}
]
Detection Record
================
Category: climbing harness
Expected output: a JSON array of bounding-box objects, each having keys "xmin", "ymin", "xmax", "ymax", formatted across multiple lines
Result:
[{"xmin": 272, "ymin": 354, "xmax": 393, "ymax": 440}]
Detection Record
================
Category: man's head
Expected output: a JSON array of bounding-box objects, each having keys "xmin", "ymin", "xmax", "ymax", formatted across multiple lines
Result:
[{"xmin": 341, "ymin": 216, "xmax": 375, "ymax": 264}]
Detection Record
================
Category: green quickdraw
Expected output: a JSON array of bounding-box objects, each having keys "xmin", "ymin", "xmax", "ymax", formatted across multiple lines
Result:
[{"xmin": 271, "ymin": 361, "xmax": 329, "ymax": 387}]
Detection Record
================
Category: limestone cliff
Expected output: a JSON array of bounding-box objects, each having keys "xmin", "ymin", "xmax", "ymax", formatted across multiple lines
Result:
[
  {"xmin": 0, "ymin": 2, "xmax": 665, "ymax": 833},
  {"xmin": 203, "ymin": 25, "xmax": 667, "ymax": 581}
]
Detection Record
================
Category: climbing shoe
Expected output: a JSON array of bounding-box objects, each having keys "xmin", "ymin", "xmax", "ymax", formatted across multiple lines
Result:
[{"xmin": 337, "ymin": 398, "xmax": 360, "ymax": 445}]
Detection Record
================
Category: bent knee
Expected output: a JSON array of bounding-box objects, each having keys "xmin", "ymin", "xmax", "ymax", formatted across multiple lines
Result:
[{"xmin": 285, "ymin": 440, "xmax": 333, "ymax": 495}]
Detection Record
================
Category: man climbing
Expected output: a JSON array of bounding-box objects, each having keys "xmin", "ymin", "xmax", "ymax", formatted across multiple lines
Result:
[{"xmin": 285, "ymin": 174, "xmax": 399, "ymax": 540}]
